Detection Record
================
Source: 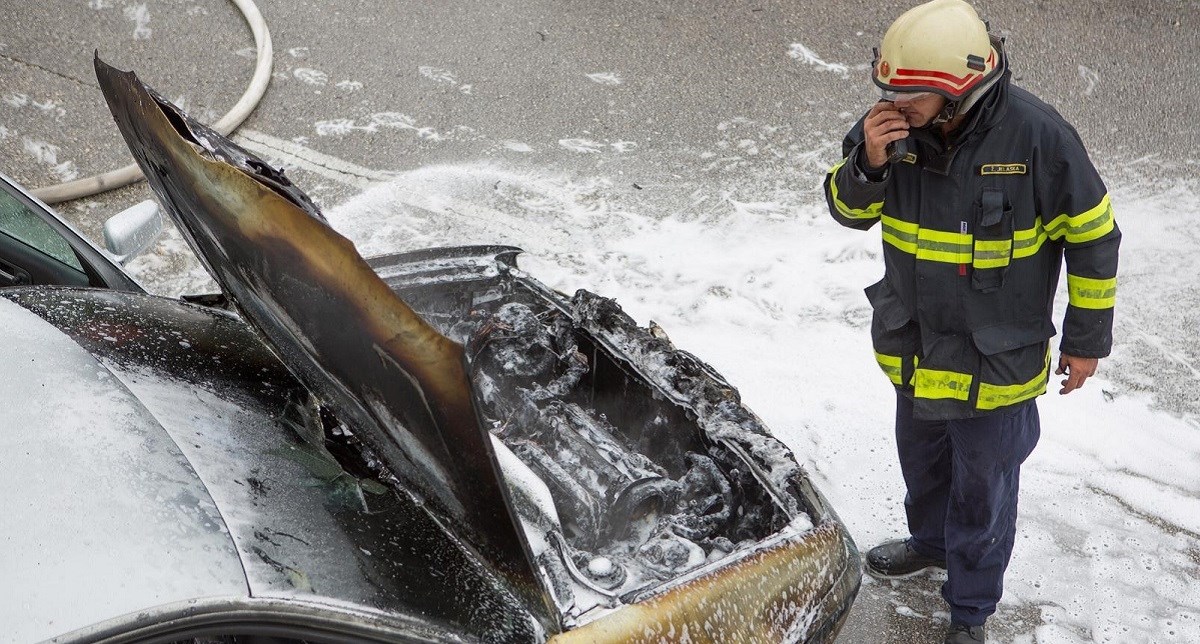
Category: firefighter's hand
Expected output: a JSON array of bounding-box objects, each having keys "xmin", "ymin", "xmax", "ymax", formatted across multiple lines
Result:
[
  {"xmin": 1056, "ymin": 354, "xmax": 1098, "ymax": 395},
  {"xmin": 863, "ymin": 102, "xmax": 910, "ymax": 169}
]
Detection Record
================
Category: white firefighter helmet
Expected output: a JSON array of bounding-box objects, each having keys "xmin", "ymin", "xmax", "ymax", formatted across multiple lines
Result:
[{"xmin": 873, "ymin": 0, "xmax": 1000, "ymax": 100}]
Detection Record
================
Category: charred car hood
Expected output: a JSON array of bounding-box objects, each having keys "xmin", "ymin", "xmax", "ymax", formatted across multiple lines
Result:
[{"xmin": 94, "ymin": 57, "xmax": 556, "ymax": 630}]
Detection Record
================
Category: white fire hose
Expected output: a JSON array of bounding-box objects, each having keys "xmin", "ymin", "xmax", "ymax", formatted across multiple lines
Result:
[{"xmin": 31, "ymin": 0, "xmax": 273, "ymax": 204}]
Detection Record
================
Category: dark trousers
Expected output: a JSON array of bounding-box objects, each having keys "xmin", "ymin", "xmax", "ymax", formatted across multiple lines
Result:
[{"xmin": 894, "ymin": 392, "xmax": 1041, "ymax": 626}]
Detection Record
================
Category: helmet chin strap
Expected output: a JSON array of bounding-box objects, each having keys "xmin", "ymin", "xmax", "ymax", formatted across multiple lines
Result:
[
  {"xmin": 907, "ymin": 99, "xmax": 959, "ymax": 132},
  {"xmin": 932, "ymin": 101, "xmax": 960, "ymax": 125}
]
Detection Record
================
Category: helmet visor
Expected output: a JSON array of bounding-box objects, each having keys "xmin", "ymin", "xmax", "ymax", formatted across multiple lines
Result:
[{"xmin": 880, "ymin": 89, "xmax": 939, "ymax": 103}]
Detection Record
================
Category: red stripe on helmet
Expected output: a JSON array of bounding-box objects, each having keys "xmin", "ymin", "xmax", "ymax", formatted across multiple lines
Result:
[
  {"xmin": 892, "ymin": 68, "xmax": 984, "ymax": 95},
  {"xmin": 895, "ymin": 67, "xmax": 977, "ymax": 86},
  {"xmin": 889, "ymin": 74, "xmax": 984, "ymax": 97}
]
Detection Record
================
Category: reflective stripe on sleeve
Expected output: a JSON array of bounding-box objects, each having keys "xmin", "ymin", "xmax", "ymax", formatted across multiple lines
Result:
[
  {"xmin": 1067, "ymin": 273, "xmax": 1117, "ymax": 309},
  {"xmin": 977, "ymin": 351, "xmax": 1051, "ymax": 411},
  {"xmin": 875, "ymin": 352, "xmax": 919, "ymax": 386},
  {"xmin": 1044, "ymin": 194, "xmax": 1115, "ymax": 244},
  {"xmin": 828, "ymin": 160, "xmax": 884, "ymax": 221},
  {"xmin": 914, "ymin": 368, "xmax": 972, "ymax": 401}
]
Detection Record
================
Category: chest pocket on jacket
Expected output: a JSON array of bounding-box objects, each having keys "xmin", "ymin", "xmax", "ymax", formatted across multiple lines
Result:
[{"xmin": 972, "ymin": 188, "xmax": 1013, "ymax": 292}]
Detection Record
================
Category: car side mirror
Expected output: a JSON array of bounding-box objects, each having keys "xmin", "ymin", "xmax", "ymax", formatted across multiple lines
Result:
[{"xmin": 103, "ymin": 200, "xmax": 163, "ymax": 264}]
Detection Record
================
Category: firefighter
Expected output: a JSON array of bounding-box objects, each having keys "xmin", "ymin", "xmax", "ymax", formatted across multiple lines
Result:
[{"xmin": 823, "ymin": 0, "xmax": 1119, "ymax": 642}]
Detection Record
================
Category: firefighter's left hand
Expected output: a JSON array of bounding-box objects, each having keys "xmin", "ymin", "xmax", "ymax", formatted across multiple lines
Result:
[{"xmin": 1056, "ymin": 353, "xmax": 1098, "ymax": 394}]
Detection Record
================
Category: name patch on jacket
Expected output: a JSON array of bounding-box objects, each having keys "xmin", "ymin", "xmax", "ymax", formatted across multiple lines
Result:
[{"xmin": 980, "ymin": 163, "xmax": 1027, "ymax": 175}]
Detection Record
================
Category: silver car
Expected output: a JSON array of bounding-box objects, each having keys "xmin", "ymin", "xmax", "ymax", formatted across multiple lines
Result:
[{"xmin": 0, "ymin": 58, "xmax": 861, "ymax": 643}]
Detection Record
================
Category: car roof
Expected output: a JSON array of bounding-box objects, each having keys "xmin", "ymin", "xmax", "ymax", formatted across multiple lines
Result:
[{"xmin": 0, "ymin": 295, "xmax": 248, "ymax": 642}]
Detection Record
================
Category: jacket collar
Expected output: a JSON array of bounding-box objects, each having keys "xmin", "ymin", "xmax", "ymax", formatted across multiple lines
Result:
[
  {"xmin": 959, "ymin": 69, "xmax": 1011, "ymax": 138},
  {"xmin": 910, "ymin": 70, "xmax": 1012, "ymax": 175}
]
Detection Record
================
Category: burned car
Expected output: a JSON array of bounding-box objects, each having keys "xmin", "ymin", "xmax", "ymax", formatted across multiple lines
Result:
[{"xmin": 0, "ymin": 58, "xmax": 860, "ymax": 643}]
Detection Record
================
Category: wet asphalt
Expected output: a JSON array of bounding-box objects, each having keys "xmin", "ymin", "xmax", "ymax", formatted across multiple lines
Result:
[
  {"xmin": 1, "ymin": 1, "xmax": 1196, "ymax": 642},
  {"xmin": 3, "ymin": 0, "xmax": 1196, "ymax": 221}
]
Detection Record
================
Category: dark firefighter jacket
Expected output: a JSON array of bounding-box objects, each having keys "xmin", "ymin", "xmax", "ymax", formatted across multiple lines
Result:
[{"xmin": 824, "ymin": 71, "xmax": 1120, "ymax": 420}]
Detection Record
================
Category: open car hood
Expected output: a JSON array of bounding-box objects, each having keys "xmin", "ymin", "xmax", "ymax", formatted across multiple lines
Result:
[
  {"xmin": 96, "ymin": 56, "xmax": 862, "ymax": 643},
  {"xmin": 94, "ymin": 57, "xmax": 558, "ymax": 631}
]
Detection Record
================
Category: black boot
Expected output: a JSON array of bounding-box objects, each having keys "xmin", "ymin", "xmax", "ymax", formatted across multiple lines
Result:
[
  {"xmin": 864, "ymin": 538, "xmax": 946, "ymax": 578},
  {"xmin": 944, "ymin": 622, "xmax": 985, "ymax": 643}
]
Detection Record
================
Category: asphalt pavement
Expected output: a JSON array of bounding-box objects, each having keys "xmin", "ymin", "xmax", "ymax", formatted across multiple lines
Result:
[
  {"xmin": 2, "ymin": 1, "xmax": 1196, "ymax": 642},
  {"xmin": 4, "ymin": 0, "xmax": 1196, "ymax": 222}
]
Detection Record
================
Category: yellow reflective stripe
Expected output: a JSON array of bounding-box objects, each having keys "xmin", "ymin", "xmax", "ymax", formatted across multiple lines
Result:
[
  {"xmin": 882, "ymin": 215, "xmax": 918, "ymax": 254},
  {"xmin": 914, "ymin": 368, "xmax": 972, "ymax": 401},
  {"xmin": 1067, "ymin": 274, "xmax": 1117, "ymax": 309},
  {"xmin": 973, "ymin": 239, "xmax": 1013, "ymax": 269},
  {"xmin": 977, "ymin": 351, "xmax": 1051, "ymax": 411},
  {"xmin": 1013, "ymin": 222, "xmax": 1048, "ymax": 259},
  {"xmin": 1044, "ymin": 194, "xmax": 1115, "ymax": 244},
  {"xmin": 828, "ymin": 160, "xmax": 884, "ymax": 221},
  {"xmin": 870, "ymin": 197, "xmax": 1114, "ymax": 263},
  {"xmin": 882, "ymin": 214, "xmax": 920, "ymax": 235},
  {"xmin": 879, "ymin": 200, "xmax": 1113, "ymax": 265},
  {"xmin": 916, "ymin": 228, "xmax": 972, "ymax": 263},
  {"xmin": 884, "ymin": 220, "xmax": 1050, "ymax": 263},
  {"xmin": 883, "ymin": 221, "xmax": 974, "ymax": 263},
  {"xmin": 875, "ymin": 352, "xmax": 904, "ymax": 385},
  {"xmin": 918, "ymin": 227, "xmax": 967, "ymax": 244}
]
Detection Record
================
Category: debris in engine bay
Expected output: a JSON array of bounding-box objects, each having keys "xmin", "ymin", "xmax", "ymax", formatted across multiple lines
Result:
[{"xmin": 454, "ymin": 296, "xmax": 794, "ymax": 603}]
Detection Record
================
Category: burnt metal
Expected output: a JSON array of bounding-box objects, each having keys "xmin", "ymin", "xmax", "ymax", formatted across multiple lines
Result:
[
  {"xmin": 371, "ymin": 245, "xmax": 861, "ymax": 634},
  {"xmin": 92, "ymin": 57, "xmax": 556, "ymax": 634},
  {"xmin": 445, "ymin": 282, "xmax": 814, "ymax": 607}
]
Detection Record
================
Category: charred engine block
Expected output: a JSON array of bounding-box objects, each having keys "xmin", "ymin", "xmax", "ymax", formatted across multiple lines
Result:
[{"xmin": 456, "ymin": 298, "xmax": 790, "ymax": 599}]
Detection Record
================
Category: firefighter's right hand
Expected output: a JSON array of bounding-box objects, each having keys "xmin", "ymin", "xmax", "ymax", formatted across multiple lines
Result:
[{"xmin": 863, "ymin": 102, "xmax": 910, "ymax": 169}]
